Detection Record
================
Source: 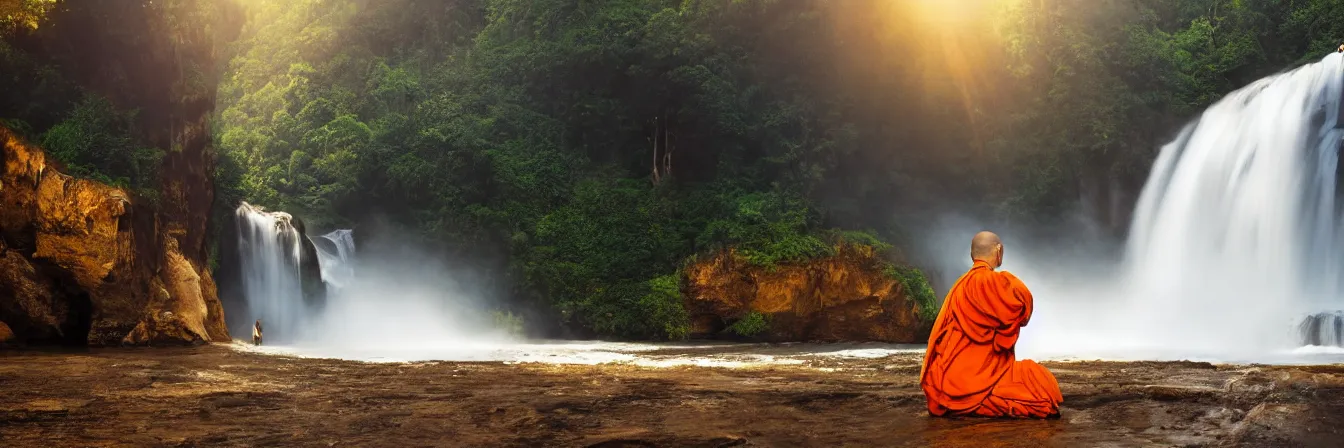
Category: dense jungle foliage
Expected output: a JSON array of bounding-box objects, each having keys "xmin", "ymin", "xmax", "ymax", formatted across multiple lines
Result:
[{"xmin": 5, "ymin": 0, "xmax": 1344, "ymax": 339}]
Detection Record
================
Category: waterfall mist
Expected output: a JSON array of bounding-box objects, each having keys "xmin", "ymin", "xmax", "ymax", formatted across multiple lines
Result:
[
  {"xmin": 233, "ymin": 204, "xmax": 512, "ymax": 358},
  {"xmin": 295, "ymin": 230, "xmax": 515, "ymax": 357},
  {"xmin": 918, "ymin": 53, "xmax": 1344, "ymax": 362}
]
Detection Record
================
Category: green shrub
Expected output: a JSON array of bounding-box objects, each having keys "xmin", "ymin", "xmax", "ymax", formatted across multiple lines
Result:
[
  {"xmin": 885, "ymin": 264, "xmax": 939, "ymax": 322},
  {"xmin": 578, "ymin": 274, "xmax": 690, "ymax": 341},
  {"xmin": 642, "ymin": 274, "xmax": 690, "ymax": 341},
  {"xmin": 826, "ymin": 229, "xmax": 893, "ymax": 253},
  {"xmin": 726, "ymin": 311, "xmax": 769, "ymax": 337},
  {"xmin": 40, "ymin": 95, "xmax": 163, "ymax": 200},
  {"xmin": 0, "ymin": 118, "xmax": 32, "ymax": 138},
  {"xmin": 696, "ymin": 191, "xmax": 834, "ymax": 270}
]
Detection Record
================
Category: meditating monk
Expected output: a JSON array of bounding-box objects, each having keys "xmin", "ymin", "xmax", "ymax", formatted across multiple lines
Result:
[{"xmin": 919, "ymin": 231, "xmax": 1063, "ymax": 419}]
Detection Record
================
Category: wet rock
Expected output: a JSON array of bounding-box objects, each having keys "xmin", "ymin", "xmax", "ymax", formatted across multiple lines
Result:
[
  {"xmin": 1297, "ymin": 311, "xmax": 1343, "ymax": 346},
  {"xmin": 682, "ymin": 244, "xmax": 929, "ymax": 342},
  {"xmin": 1225, "ymin": 403, "xmax": 1313, "ymax": 446},
  {"xmin": 0, "ymin": 398, "xmax": 90, "ymax": 423},
  {"xmin": 1224, "ymin": 372, "xmax": 1277, "ymax": 395},
  {"xmin": 0, "ymin": 320, "xmax": 13, "ymax": 343},
  {"xmin": 1142, "ymin": 384, "xmax": 1220, "ymax": 403},
  {"xmin": 290, "ymin": 215, "xmax": 326, "ymax": 309}
]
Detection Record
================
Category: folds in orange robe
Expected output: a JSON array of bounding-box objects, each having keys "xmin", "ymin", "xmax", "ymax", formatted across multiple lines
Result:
[{"xmin": 920, "ymin": 260, "xmax": 1063, "ymax": 418}]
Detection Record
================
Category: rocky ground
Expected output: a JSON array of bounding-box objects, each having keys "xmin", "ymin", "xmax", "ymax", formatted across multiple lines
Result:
[{"xmin": 1, "ymin": 344, "xmax": 1343, "ymax": 447}]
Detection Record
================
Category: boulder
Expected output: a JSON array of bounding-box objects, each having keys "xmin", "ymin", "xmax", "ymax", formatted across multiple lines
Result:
[
  {"xmin": 683, "ymin": 243, "xmax": 931, "ymax": 342},
  {"xmin": 121, "ymin": 238, "xmax": 226, "ymax": 345},
  {"xmin": 32, "ymin": 171, "xmax": 129, "ymax": 288}
]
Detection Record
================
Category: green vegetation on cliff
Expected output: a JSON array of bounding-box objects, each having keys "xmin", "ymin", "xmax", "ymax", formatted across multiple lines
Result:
[{"xmin": 40, "ymin": 96, "xmax": 163, "ymax": 200}]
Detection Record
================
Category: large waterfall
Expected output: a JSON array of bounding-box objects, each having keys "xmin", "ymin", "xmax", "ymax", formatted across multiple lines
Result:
[
  {"xmin": 1122, "ymin": 53, "xmax": 1344, "ymax": 353},
  {"xmin": 1012, "ymin": 53, "xmax": 1344, "ymax": 361},
  {"xmin": 235, "ymin": 202, "xmax": 355, "ymax": 343},
  {"xmin": 235, "ymin": 202, "xmax": 307, "ymax": 343}
]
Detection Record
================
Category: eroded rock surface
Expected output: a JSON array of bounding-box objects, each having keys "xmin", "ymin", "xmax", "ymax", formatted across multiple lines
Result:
[
  {"xmin": 0, "ymin": 127, "xmax": 228, "ymax": 345},
  {"xmin": 683, "ymin": 244, "xmax": 930, "ymax": 342},
  {"xmin": 1, "ymin": 345, "xmax": 1341, "ymax": 447},
  {"xmin": 0, "ymin": 240, "xmax": 66, "ymax": 341}
]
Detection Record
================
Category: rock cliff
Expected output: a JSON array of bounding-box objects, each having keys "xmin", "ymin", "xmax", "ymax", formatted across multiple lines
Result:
[
  {"xmin": 682, "ymin": 243, "xmax": 934, "ymax": 342},
  {"xmin": 290, "ymin": 215, "xmax": 328, "ymax": 310},
  {"xmin": 0, "ymin": 127, "xmax": 228, "ymax": 345}
]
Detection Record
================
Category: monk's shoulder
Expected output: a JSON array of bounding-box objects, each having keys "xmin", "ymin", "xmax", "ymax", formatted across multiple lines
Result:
[
  {"xmin": 997, "ymin": 269, "xmax": 1026, "ymax": 284},
  {"xmin": 966, "ymin": 268, "xmax": 1024, "ymax": 292},
  {"xmin": 994, "ymin": 270, "xmax": 1033, "ymax": 296},
  {"xmin": 965, "ymin": 267, "xmax": 1006, "ymax": 284}
]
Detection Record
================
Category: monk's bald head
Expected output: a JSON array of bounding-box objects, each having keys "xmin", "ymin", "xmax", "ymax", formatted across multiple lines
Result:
[{"xmin": 970, "ymin": 231, "xmax": 1002, "ymax": 267}]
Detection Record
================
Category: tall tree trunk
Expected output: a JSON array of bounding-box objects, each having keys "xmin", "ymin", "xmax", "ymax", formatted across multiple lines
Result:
[
  {"xmin": 650, "ymin": 116, "xmax": 661, "ymax": 186},
  {"xmin": 663, "ymin": 125, "xmax": 673, "ymax": 180}
]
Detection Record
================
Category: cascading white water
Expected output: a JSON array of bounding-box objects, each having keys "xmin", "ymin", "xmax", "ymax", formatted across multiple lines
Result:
[
  {"xmin": 1122, "ymin": 52, "xmax": 1344, "ymax": 353},
  {"xmin": 235, "ymin": 202, "xmax": 308, "ymax": 343},
  {"xmin": 313, "ymin": 229, "xmax": 355, "ymax": 290}
]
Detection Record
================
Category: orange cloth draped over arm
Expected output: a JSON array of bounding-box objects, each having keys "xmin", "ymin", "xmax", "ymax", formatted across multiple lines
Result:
[{"xmin": 919, "ymin": 260, "xmax": 1063, "ymax": 418}]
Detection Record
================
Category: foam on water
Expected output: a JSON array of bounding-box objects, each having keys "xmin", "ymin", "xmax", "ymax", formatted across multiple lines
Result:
[{"xmin": 231, "ymin": 340, "xmax": 929, "ymax": 368}]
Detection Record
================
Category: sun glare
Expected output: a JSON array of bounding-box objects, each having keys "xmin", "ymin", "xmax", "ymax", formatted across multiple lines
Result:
[
  {"xmin": 908, "ymin": 0, "xmax": 988, "ymax": 29},
  {"xmin": 897, "ymin": 0, "xmax": 1006, "ymax": 146}
]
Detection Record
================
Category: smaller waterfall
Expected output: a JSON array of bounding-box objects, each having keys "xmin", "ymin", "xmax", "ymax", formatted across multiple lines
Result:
[
  {"xmin": 1299, "ymin": 312, "xmax": 1344, "ymax": 347},
  {"xmin": 313, "ymin": 229, "xmax": 356, "ymax": 290},
  {"xmin": 235, "ymin": 202, "xmax": 307, "ymax": 342}
]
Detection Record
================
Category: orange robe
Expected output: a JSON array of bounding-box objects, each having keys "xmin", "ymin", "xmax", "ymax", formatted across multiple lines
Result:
[{"xmin": 919, "ymin": 259, "xmax": 1063, "ymax": 418}]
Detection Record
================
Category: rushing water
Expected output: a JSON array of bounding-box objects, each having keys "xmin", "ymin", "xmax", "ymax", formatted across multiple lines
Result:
[
  {"xmin": 235, "ymin": 202, "xmax": 308, "ymax": 343},
  {"xmin": 313, "ymin": 229, "xmax": 356, "ymax": 291},
  {"xmin": 1016, "ymin": 52, "xmax": 1344, "ymax": 361},
  {"xmin": 1124, "ymin": 52, "xmax": 1344, "ymax": 353}
]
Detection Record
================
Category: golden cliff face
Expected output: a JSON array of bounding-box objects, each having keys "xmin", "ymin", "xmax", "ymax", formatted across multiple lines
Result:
[
  {"xmin": 0, "ymin": 127, "xmax": 228, "ymax": 345},
  {"xmin": 683, "ymin": 244, "xmax": 930, "ymax": 342},
  {"xmin": 33, "ymin": 171, "xmax": 129, "ymax": 288}
]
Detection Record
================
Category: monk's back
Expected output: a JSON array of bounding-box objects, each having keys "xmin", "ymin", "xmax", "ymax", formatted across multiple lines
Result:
[{"xmin": 920, "ymin": 259, "xmax": 1062, "ymax": 418}]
